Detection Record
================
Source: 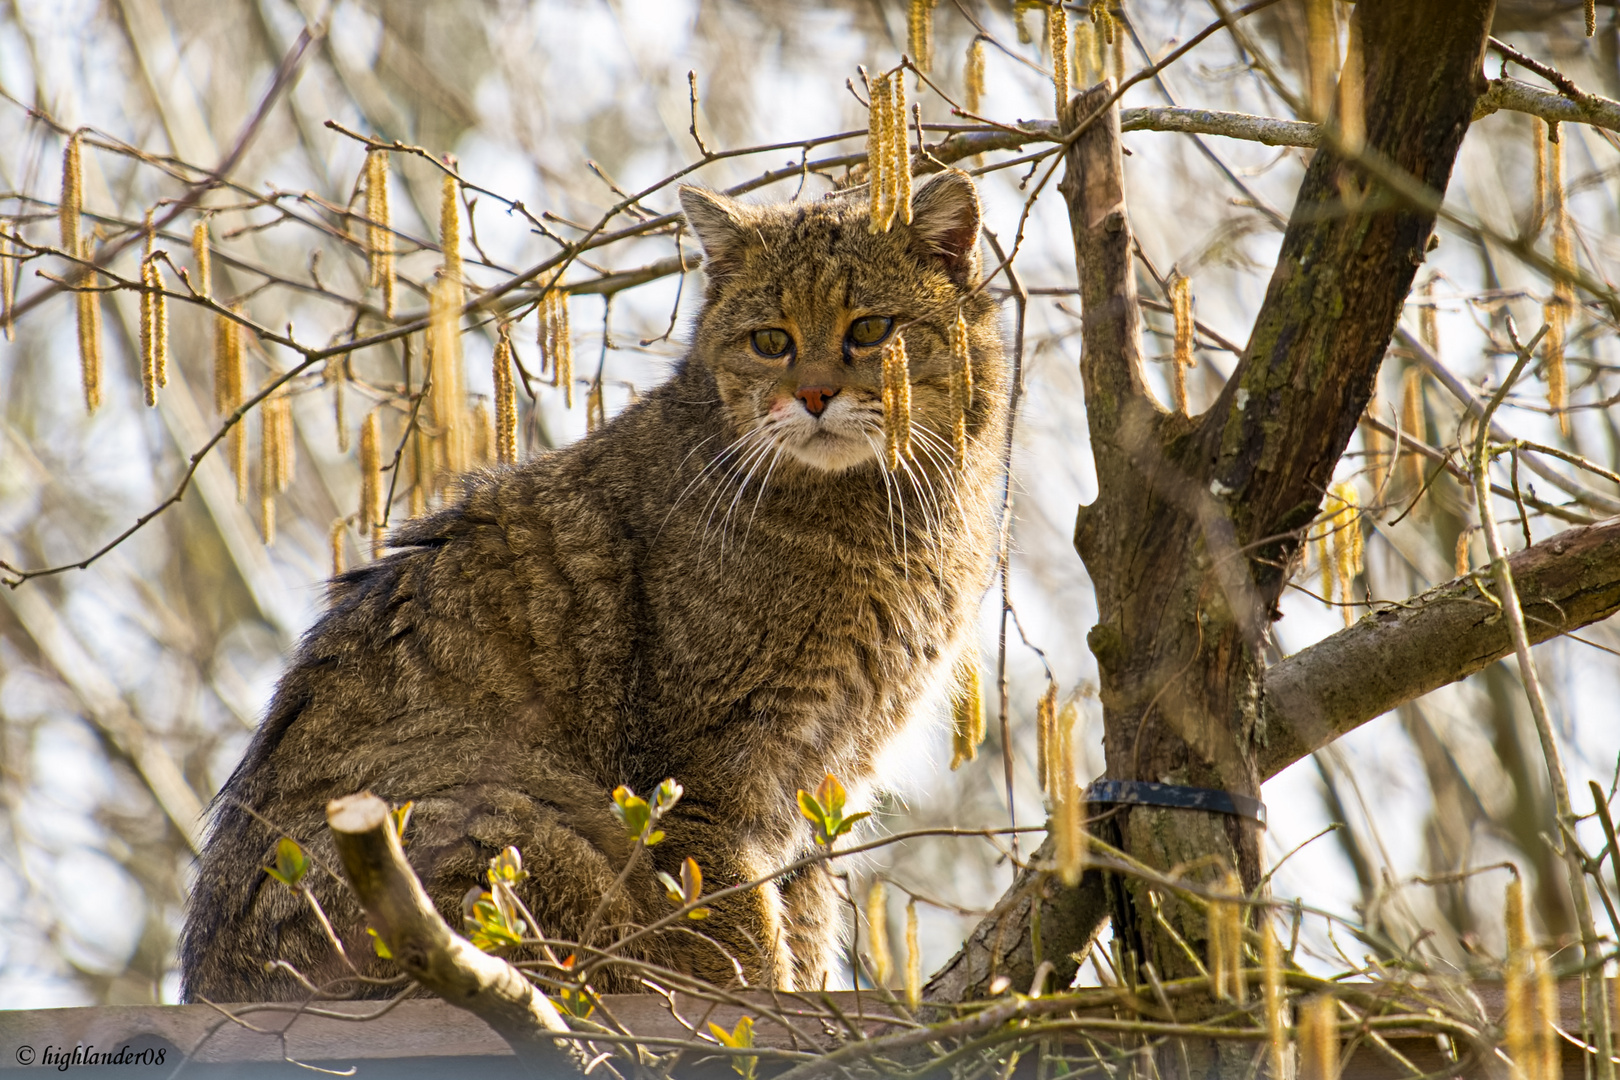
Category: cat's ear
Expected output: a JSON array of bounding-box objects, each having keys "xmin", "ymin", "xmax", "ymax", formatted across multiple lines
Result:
[
  {"xmin": 908, "ymin": 169, "xmax": 982, "ymax": 286},
  {"xmin": 679, "ymin": 186, "xmax": 749, "ymax": 282}
]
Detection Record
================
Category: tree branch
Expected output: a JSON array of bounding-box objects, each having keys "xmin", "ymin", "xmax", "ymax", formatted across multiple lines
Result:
[
  {"xmin": 1258, "ymin": 516, "xmax": 1620, "ymax": 779},
  {"xmin": 932, "ymin": 517, "xmax": 1620, "ymax": 1002},
  {"xmin": 325, "ymin": 793, "xmax": 586, "ymax": 1076}
]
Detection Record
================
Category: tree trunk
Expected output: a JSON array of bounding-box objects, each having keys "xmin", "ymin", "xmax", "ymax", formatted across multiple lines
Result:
[{"xmin": 1045, "ymin": 1, "xmax": 1495, "ymax": 1070}]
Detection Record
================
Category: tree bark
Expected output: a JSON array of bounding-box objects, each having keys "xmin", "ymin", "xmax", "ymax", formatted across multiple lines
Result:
[
  {"xmin": 992, "ymin": 1, "xmax": 1499, "ymax": 1068},
  {"xmin": 929, "ymin": 515, "xmax": 1619, "ymax": 1002}
]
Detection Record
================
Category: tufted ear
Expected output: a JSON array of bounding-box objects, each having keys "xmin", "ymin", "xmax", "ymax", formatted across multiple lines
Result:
[
  {"xmin": 907, "ymin": 169, "xmax": 982, "ymax": 286},
  {"xmin": 678, "ymin": 186, "xmax": 749, "ymax": 283}
]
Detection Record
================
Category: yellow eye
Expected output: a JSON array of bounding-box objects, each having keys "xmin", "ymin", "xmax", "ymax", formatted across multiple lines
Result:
[
  {"xmin": 847, "ymin": 316, "xmax": 893, "ymax": 347},
  {"xmin": 750, "ymin": 328, "xmax": 793, "ymax": 359}
]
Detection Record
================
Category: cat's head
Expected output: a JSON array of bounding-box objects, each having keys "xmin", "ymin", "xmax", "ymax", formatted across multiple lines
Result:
[{"xmin": 678, "ymin": 170, "xmax": 999, "ymax": 474}]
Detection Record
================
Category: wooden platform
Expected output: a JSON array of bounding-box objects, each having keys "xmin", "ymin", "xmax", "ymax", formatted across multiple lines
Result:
[{"xmin": 0, "ymin": 984, "xmax": 1593, "ymax": 1078}]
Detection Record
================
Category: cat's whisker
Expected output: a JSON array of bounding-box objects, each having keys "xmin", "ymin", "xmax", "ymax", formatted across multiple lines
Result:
[
  {"xmin": 703, "ymin": 428, "xmax": 782, "ymax": 560},
  {"xmin": 719, "ymin": 431, "xmax": 787, "ymax": 560},
  {"xmin": 896, "ymin": 453, "xmax": 947, "ymax": 564},
  {"xmin": 741, "ymin": 442, "xmax": 789, "ymax": 550},
  {"xmin": 656, "ymin": 429, "xmax": 732, "ymax": 541},
  {"xmin": 858, "ymin": 428, "xmax": 903, "ymax": 560},
  {"xmin": 694, "ymin": 431, "xmax": 774, "ymax": 557},
  {"xmin": 908, "ymin": 424, "xmax": 972, "ymax": 533}
]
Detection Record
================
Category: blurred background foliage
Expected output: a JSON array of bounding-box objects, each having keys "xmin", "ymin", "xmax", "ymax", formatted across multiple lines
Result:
[{"xmin": 1, "ymin": 0, "xmax": 1618, "ymax": 1008}]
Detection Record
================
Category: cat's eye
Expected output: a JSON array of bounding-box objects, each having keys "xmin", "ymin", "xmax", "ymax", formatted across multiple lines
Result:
[
  {"xmin": 751, "ymin": 328, "xmax": 794, "ymax": 360},
  {"xmin": 847, "ymin": 315, "xmax": 893, "ymax": 347}
]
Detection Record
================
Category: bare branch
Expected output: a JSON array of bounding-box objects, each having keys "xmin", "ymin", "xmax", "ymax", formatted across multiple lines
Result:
[{"xmin": 325, "ymin": 792, "xmax": 586, "ymax": 1076}]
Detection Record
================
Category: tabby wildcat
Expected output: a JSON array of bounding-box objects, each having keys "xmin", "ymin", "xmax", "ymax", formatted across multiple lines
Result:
[{"xmin": 180, "ymin": 168, "xmax": 1009, "ymax": 1000}]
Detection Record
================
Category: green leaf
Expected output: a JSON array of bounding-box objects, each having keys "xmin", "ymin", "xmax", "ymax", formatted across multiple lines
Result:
[
  {"xmin": 366, "ymin": 927, "xmax": 392, "ymax": 959},
  {"xmin": 465, "ymin": 890, "xmax": 527, "ymax": 951},
  {"xmin": 797, "ymin": 789, "xmax": 829, "ymax": 837},
  {"xmin": 798, "ymin": 775, "xmax": 866, "ymax": 845},
  {"xmin": 264, "ymin": 837, "xmax": 308, "ymax": 890},
  {"xmin": 709, "ymin": 1017, "xmax": 756, "ymax": 1080},
  {"xmin": 657, "ymin": 870, "xmax": 684, "ymax": 905},
  {"xmin": 488, "ymin": 845, "xmax": 527, "ymax": 886},
  {"xmin": 814, "ymin": 773, "xmax": 846, "ymax": 819},
  {"xmin": 610, "ymin": 785, "xmax": 652, "ymax": 839}
]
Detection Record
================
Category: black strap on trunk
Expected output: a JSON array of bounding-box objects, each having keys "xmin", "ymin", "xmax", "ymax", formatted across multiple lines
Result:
[{"xmin": 1084, "ymin": 779, "xmax": 1266, "ymax": 829}]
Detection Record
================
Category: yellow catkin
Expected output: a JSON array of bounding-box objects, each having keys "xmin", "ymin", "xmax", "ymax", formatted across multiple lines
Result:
[
  {"xmin": 949, "ymin": 311, "xmax": 973, "ymax": 467},
  {"xmin": 1304, "ymin": 0, "xmax": 1336, "ymax": 123},
  {"xmin": 440, "ymin": 173, "xmax": 462, "ymax": 286},
  {"xmin": 881, "ymin": 336, "xmax": 912, "ymax": 469},
  {"xmin": 1505, "ymin": 878, "xmax": 1533, "ymax": 1080},
  {"xmin": 153, "ymin": 263, "xmax": 168, "ymax": 391},
  {"xmin": 1013, "ymin": 0, "xmax": 1033, "ymax": 45},
  {"xmin": 891, "ymin": 75, "xmax": 911, "ymax": 227},
  {"xmin": 907, "ymin": 0, "xmax": 934, "ymax": 80},
  {"xmin": 1455, "ymin": 528, "xmax": 1472, "ymax": 577},
  {"xmin": 555, "ymin": 290, "xmax": 574, "ymax": 409},
  {"xmin": 1419, "ymin": 274, "xmax": 1439, "ymax": 355},
  {"xmin": 359, "ymin": 410, "xmax": 382, "ymax": 534},
  {"xmin": 1036, "ymin": 680, "xmax": 1057, "ymax": 793},
  {"xmin": 1262, "ymin": 918, "xmax": 1287, "ymax": 1079},
  {"xmin": 1398, "ymin": 365, "xmax": 1425, "ymax": 497},
  {"xmin": 1110, "ymin": 11, "xmax": 1126, "ymax": 85},
  {"xmin": 1053, "ymin": 697, "xmax": 1084, "ymax": 885},
  {"xmin": 1547, "ymin": 123, "xmax": 1573, "ymax": 438},
  {"xmin": 63, "ymin": 130, "xmax": 98, "ymax": 412},
  {"xmin": 141, "ymin": 214, "xmax": 157, "ymax": 407},
  {"xmin": 330, "ymin": 517, "xmax": 347, "ymax": 577},
  {"xmin": 272, "ymin": 393, "xmax": 294, "ymax": 493},
  {"xmin": 77, "ymin": 288, "xmax": 102, "ymax": 415},
  {"xmin": 866, "ymin": 879, "xmax": 892, "ymax": 987},
  {"xmin": 191, "ymin": 220, "xmax": 211, "ymax": 299},
  {"xmin": 1337, "ymin": 17, "xmax": 1365, "ymax": 153},
  {"xmin": 259, "ymin": 389, "xmax": 289, "ymax": 545},
  {"xmin": 1049, "ymin": 3, "xmax": 1069, "ymax": 116},
  {"xmin": 1532, "ymin": 121, "xmax": 1548, "ymax": 235},
  {"xmin": 474, "ymin": 399, "xmax": 494, "ymax": 463},
  {"xmin": 1533, "ymin": 950, "xmax": 1558, "ymax": 1080},
  {"xmin": 586, "ymin": 379, "xmax": 605, "ymax": 433},
  {"xmin": 867, "ymin": 71, "xmax": 891, "ymax": 231},
  {"xmin": 214, "ymin": 309, "xmax": 248, "ymax": 501},
  {"xmin": 1073, "ymin": 20, "xmax": 1097, "ymax": 88},
  {"xmin": 1327, "ymin": 482, "xmax": 1361, "ymax": 627},
  {"xmin": 60, "ymin": 130, "xmax": 82, "ymax": 255},
  {"xmin": 1299, "ymin": 995, "xmax": 1338, "ymax": 1080},
  {"xmin": 367, "ymin": 150, "xmax": 395, "ymax": 318},
  {"xmin": 428, "ymin": 277, "xmax": 468, "ymax": 477},
  {"xmin": 1170, "ymin": 272, "xmax": 1194, "ymax": 413},
  {"xmin": 1588, "ymin": 0, "xmax": 1597, "ymax": 37},
  {"xmin": 904, "ymin": 899, "xmax": 921, "ymax": 1011},
  {"xmin": 1208, "ymin": 871, "xmax": 1247, "ymax": 1003},
  {"xmin": 0, "ymin": 217, "xmax": 14, "ymax": 342},
  {"xmin": 964, "ymin": 38, "xmax": 986, "ymax": 116},
  {"xmin": 948, "ymin": 649, "xmax": 984, "ymax": 770},
  {"xmin": 410, "ymin": 425, "xmax": 431, "ymax": 519},
  {"xmin": 493, "ymin": 325, "xmax": 518, "ymax": 465},
  {"xmin": 326, "ymin": 357, "xmax": 349, "ymax": 454}
]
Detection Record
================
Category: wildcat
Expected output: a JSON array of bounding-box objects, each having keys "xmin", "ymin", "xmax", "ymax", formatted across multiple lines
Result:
[{"xmin": 180, "ymin": 168, "xmax": 1009, "ymax": 1001}]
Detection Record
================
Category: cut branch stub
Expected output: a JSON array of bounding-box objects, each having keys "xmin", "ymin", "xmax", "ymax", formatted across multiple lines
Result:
[{"xmin": 325, "ymin": 792, "xmax": 586, "ymax": 1076}]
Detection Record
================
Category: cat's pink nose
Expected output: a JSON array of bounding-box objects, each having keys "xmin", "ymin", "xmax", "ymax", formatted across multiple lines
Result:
[{"xmin": 795, "ymin": 385, "xmax": 839, "ymax": 416}]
